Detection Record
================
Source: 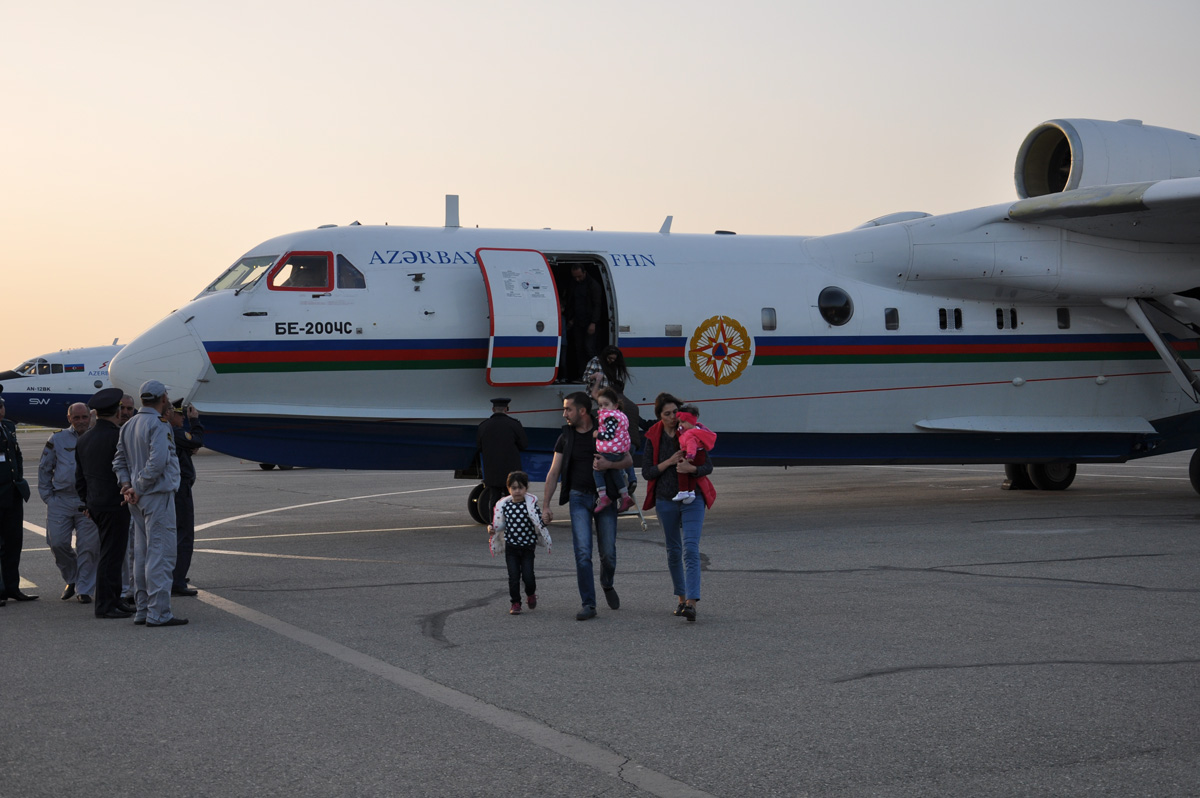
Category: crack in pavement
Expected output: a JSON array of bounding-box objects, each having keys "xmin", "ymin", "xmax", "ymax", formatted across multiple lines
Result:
[{"xmin": 419, "ymin": 588, "xmax": 509, "ymax": 646}]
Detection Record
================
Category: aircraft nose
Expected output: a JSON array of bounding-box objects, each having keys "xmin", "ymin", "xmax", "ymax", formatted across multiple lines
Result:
[{"xmin": 110, "ymin": 312, "xmax": 210, "ymax": 401}]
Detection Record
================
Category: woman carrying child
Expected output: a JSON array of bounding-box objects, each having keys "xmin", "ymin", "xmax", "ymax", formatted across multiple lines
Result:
[
  {"xmin": 672, "ymin": 408, "xmax": 716, "ymax": 504},
  {"xmin": 641, "ymin": 395, "xmax": 715, "ymax": 622},
  {"xmin": 488, "ymin": 471, "xmax": 552, "ymax": 615},
  {"xmin": 592, "ymin": 387, "xmax": 636, "ymax": 513}
]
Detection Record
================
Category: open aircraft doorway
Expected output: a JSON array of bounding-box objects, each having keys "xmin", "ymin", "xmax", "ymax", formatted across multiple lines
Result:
[{"xmin": 546, "ymin": 253, "xmax": 616, "ymax": 384}]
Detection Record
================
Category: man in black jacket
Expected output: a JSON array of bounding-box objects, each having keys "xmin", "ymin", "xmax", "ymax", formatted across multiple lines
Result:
[
  {"xmin": 0, "ymin": 391, "xmax": 35, "ymax": 604},
  {"xmin": 75, "ymin": 388, "xmax": 133, "ymax": 618},
  {"xmin": 540, "ymin": 392, "xmax": 631, "ymax": 620},
  {"xmin": 476, "ymin": 397, "xmax": 527, "ymax": 491},
  {"xmin": 169, "ymin": 401, "xmax": 203, "ymax": 597}
]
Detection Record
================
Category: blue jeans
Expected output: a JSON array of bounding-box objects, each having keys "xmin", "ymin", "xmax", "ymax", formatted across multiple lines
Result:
[
  {"xmin": 568, "ymin": 490, "xmax": 617, "ymax": 608},
  {"xmin": 592, "ymin": 453, "xmax": 628, "ymax": 497},
  {"xmin": 655, "ymin": 498, "xmax": 705, "ymax": 601}
]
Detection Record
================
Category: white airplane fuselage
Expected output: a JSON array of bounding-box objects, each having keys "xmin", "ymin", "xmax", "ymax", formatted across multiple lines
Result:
[
  {"xmin": 0, "ymin": 345, "xmax": 122, "ymax": 427},
  {"xmin": 107, "ymin": 214, "xmax": 1200, "ymax": 479}
]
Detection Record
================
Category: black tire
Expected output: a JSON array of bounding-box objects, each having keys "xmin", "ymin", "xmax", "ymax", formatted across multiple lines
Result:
[
  {"xmin": 1026, "ymin": 462, "xmax": 1077, "ymax": 491},
  {"xmin": 467, "ymin": 483, "xmax": 487, "ymax": 524},
  {"xmin": 259, "ymin": 463, "xmax": 276, "ymax": 471},
  {"xmin": 278, "ymin": 465, "xmax": 294, "ymax": 470},
  {"xmin": 1003, "ymin": 463, "xmax": 1035, "ymax": 490},
  {"xmin": 481, "ymin": 486, "xmax": 503, "ymax": 526},
  {"xmin": 1188, "ymin": 450, "xmax": 1200, "ymax": 496}
]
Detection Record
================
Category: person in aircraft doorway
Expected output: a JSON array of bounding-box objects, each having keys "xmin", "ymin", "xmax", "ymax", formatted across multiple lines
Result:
[{"xmin": 563, "ymin": 264, "xmax": 603, "ymax": 381}]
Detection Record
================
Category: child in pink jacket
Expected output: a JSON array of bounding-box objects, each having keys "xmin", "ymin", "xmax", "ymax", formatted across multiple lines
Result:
[
  {"xmin": 593, "ymin": 387, "xmax": 635, "ymax": 513},
  {"xmin": 673, "ymin": 408, "xmax": 716, "ymax": 504}
]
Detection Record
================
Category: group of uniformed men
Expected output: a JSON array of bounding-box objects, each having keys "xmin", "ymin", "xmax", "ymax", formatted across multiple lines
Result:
[{"xmin": 0, "ymin": 380, "xmax": 202, "ymax": 626}]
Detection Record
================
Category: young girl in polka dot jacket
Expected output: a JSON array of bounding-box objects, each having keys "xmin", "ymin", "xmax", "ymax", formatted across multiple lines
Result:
[{"xmin": 488, "ymin": 471, "xmax": 552, "ymax": 615}]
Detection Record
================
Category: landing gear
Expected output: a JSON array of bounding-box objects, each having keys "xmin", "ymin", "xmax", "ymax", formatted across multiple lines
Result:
[
  {"xmin": 1188, "ymin": 450, "xmax": 1200, "ymax": 496},
  {"xmin": 258, "ymin": 463, "xmax": 295, "ymax": 471},
  {"xmin": 1002, "ymin": 463, "xmax": 1036, "ymax": 490},
  {"xmin": 1025, "ymin": 462, "xmax": 1076, "ymax": 491},
  {"xmin": 1002, "ymin": 462, "xmax": 1077, "ymax": 491},
  {"xmin": 468, "ymin": 483, "xmax": 501, "ymax": 525}
]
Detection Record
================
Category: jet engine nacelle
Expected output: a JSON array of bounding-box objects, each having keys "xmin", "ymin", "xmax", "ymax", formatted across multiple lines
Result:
[{"xmin": 1015, "ymin": 118, "xmax": 1200, "ymax": 199}]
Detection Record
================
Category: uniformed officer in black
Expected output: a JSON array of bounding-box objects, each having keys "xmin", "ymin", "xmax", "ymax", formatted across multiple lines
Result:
[
  {"xmin": 0, "ymin": 389, "xmax": 37, "ymax": 603},
  {"xmin": 74, "ymin": 388, "xmax": 134, "ymax": 618},
  {"xmin": 476, "ymin": 397, "xmax": 528, "ymax": 490},
  {"xmin": 169, "ymin": 400, "xmax": 203, "ymax": 597}
]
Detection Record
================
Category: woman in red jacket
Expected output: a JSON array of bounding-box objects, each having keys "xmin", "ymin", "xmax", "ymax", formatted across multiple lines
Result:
[{"xmin": 640, "ymin": 393, "xmax": 715, "ymax": 622}]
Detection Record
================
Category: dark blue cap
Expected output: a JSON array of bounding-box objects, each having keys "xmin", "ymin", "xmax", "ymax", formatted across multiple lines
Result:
[{"xmin": 88, "ymin": 387, "xmax": 124, "ymax": 413}]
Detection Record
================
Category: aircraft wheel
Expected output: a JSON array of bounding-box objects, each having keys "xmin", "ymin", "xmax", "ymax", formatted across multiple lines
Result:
[
  {"xmin": 1188, "ymin": 450, "xmax": 1200, "ymax": 496},
  {"xmin": 481, "ymin": 486, "xmax": 503, "ymax": 526},
  {"xmin": 1002, "ymin": 463, "xmax": 1035, "ymax": 490},
  {"xmin": 1026, "ymin": 462, "xmax": 1076, "ymax": 491},
  {"xmin": 467, "ymin": 483, "xmax": 487, "ymax": 524},
  {"xmin": 279, "ymin": 465, "xmax": 294, "ymax": 470},
  {"xmin": 259, "ymin": 463, "xmax": 276, "ymax": 471}
]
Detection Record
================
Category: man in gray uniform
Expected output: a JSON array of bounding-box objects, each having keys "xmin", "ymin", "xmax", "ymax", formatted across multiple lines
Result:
[
  {"xmin": 113, "ymin": 380, "xmax": 185, "ymax": 627},
  {"xmin": 38, "ymin": 402, "xmax": 101, "ymax": 603}
]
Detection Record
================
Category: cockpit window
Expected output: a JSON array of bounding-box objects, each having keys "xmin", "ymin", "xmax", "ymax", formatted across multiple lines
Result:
[
  {"xmin": 337, "ymin": 255, "xmax": 366, "ymax": 289},
  {"xmin": 269, "ymin": 252, "xmax": 334, "ymax": 291},
  {"xmin": 14, "ymin": 359, "xmax": 38, "ymax": 376},
  {"xmin": 203, "ymin": 255, "xmax": 278, "ymax": 294}
]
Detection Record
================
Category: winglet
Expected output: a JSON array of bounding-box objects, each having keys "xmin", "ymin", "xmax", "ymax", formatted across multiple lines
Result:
[{"xmin": 659, "ymin": 215, "xmax": 673, "ymax": 235}]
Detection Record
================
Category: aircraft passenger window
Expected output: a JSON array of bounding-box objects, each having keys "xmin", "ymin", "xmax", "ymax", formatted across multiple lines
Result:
[
  {"xmin": 939, "ymin": 309, "xmax": 948, "ymax": 330},
  {"xmin": 51, "ymin": 364, "xmax": 63, "ymax": 374},
  {"xmin": 1057, "ymin": 308, "xmax": 1070, "ymax": 329},
  {"xmin": 269, "ymin": 252, "xmax": 333, "ymax": 291},
  {"xmin": 761, "ymin": 308, "xmax": 777, "ymax": 331},
  {"xmin": 1010, "ymin": 309, "xmax": 1018, "ymax": 329},
  {"xmin": 204, "ymin": 255, "xmax": 278, "ymax": 293},
  {"xmin": 885, "ymin": 308, "xmax": 899, "ymax": 330},
  {"xmin": 996, "ymin": 309, "xmax": 1005, "ymax": 330},
  {"xmin": 954, "ymin": 308, "xmax": 963, "ymax": 329},
  {"xmin": 337, "ymin": 255, "xmax": 366, "ymax": 289},
  {"xmin": 818, "ymin": 287, "xmax": 853, "ymax": 326}
]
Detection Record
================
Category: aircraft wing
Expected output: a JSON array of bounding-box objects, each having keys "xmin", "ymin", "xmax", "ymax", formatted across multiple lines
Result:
[{"xmin": 1008, "ymin": 177, "xmax": 1200, "ymax": 244}]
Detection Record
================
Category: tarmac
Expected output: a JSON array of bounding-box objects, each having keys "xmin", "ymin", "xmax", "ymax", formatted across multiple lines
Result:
[{"xmin": 2, "ymin": 427, "xmax": 1198, "ymax": 796}]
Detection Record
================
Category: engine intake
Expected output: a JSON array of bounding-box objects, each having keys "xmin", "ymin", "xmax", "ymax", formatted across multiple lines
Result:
[{"xmin": 1014, "ymin": 118, "xmax": 1200, "ymax": 199}]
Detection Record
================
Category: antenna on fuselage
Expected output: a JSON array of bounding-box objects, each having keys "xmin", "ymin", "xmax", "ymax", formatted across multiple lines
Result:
[
  {"xmin": 659, "ymin": 215, "xmax": 673, "ymax": 234},
  {"xmin": 445, "ymin": 195, "xmax": 460, "ymax": 228}
]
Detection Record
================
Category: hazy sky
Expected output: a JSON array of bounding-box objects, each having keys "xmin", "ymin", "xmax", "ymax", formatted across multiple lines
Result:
[{"xmin": 2, "ymin": 0, "xmax": 1197, "ymax": 369}]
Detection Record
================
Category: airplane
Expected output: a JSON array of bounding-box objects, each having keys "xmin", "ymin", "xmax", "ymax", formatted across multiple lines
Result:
[
  {"xmin": 107, "ymin": 117, "xmax": 1200, "ymax": 520},
  {"xmin": 0, "ymin": 344, "xmax": 123, "ymax": 427}
]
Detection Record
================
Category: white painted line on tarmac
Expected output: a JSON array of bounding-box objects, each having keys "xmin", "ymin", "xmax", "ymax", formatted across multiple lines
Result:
[
  {"xmin": 193, "ymin": 548, "xmax": 391, "ymax": 563},
  {"xmin": 198, "ymin": 590, "xmax": 715, "ymax": 798},
  {"xmin": 195, "ymin": 484, "xmax": 473, "ymax": 532},
  {"xmin": 198, "ymin": 524, "xmax": 480, "ymax": 542}
]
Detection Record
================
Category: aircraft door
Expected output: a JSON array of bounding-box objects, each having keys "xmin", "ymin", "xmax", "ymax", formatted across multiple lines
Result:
[{"xmin": 476, "ymin": 248, "xmax": 562, "ymax": 386}]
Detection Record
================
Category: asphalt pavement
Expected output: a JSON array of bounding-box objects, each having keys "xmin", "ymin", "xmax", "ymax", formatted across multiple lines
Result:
[{"xmin": 2, "ymin": 428, "xmax": 1198, "ymax": 797}]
